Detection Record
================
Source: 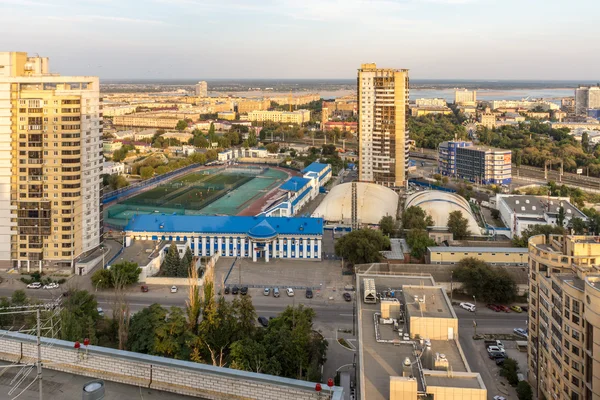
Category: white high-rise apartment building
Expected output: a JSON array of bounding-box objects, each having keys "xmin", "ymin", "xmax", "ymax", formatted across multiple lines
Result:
[
  {"xmin": 454, "ymin": 89, "xmax": 477, "ymax": 105},
  {"xmin": 0, "ymin": 52, "xmax": 102, "ymax": 272},
  {"xmin": 357, "ymin": 63, "xmax": 409, "ymax": 188},
  {"xmin": 575, "ymin": 85, "xmax": 600, "ymax": 116},
  {"xmin": 196, "ymin": 81, "xmax": 208, "ymax": 98}
]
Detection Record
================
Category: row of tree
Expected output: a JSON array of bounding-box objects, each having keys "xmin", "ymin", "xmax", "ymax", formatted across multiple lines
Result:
[{"xmin": 160, "ymin": 244, "xmax": 194, "ymax": 277}]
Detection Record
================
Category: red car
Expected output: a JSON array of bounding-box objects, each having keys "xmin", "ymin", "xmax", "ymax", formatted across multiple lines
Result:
[
  {"xmin": 486, "ymin": 304, "xmax": 500, "ymax": 312},
  {"xmin": 497, "ymin": 305, "xmax": 511, "ymax": 313}
]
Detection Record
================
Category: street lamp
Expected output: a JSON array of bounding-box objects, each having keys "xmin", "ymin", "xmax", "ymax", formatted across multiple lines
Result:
[
  {"xmin": 473, "ymin": 295, "xmax": 476, "ymax": 316},
  {"xmin": 95, "ymin": 280, "xmax": 102, "ymax": 293}
]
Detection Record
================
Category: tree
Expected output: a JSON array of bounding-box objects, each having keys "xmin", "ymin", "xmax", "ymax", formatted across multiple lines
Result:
[
  {"xmin": 516, "ymin": 381, "xmax": 533, "ymax": 400},
  {"xmin": 266, "ymin": 143, "xmax": 279, "ymax": 154},
  {"xmin": 127, "ymin": 303, "xmax": 168, "ymax": 354},
  {"xmin": 11, "ymin": 290, "xmax": 28, "ymax": 306},
  {"xmin": 512, "ymin": 224, "xmax": 565, "ymax": 247},
  {"xmin": 402, "ymin": 206, "xmax": 434, "ymax": 230},
  {"xmin": 208, "ymin": 122, "xmax": 215, "ymax": 136},
  {"xmin": 571, "ymin": 217, "xmax": 586, "ymax": 234},
  {"xmin": 175, "ymin": 120, "xmax": 188, "ymax": 132},
  {"xmin": 91, "ymin": 262, "xmax": 141, "ymax": 289},
  {"xmin": 160, "ymin": 243, "xmax": 181, "ymax": 277},
  {"xmin": 447, "ymin": 210, "xmax": 471, "ymax": 239},
  {"xmin": 193, "ymin": 135, "xmax": 209, "ymax": 148},
  {"xmin": 60, "ymin": 290, "xmax": 99, "ymax": 343},
  {"xmin": 334, "ymin": 229, "xmax": 390, "ymax": 265},
  {"xmin": 91, "ymin": 268, "xmax": 113, "ymax": 289},
  {"xmin": 582, "ymin": 131, "xmax": 590, "ymax": 153},
  {"xmin": 453, "ymin": 258, "xmax": 517, "ymax": 303},
  {"xmin": 500, "ymin": 357, "xmax": 520, "ymax": 386},
  {"xmin": 232, "ymin": 295, "xmax": 257, "ymax": 339},
  {"xmin": 247, "ymin": 132, "xmax": 258, "ymax": 147},
  {"xmin": 179, "ymin": 247, "xmax": 193, "ymax": 277},
  {"xmin": 406, "ymin": 229, "xmax": 436, "ymax": 259},
  {"xmin": 557, "ymin": 206, "xmax": 565, "ymax": 227},
  {"xmin": 140, "ymin": 166, "xmax": 154, "ymax": 179},
  {"xmin": 153, "ymin": 307, "xmax": 194, "ymax": 360},
  {"xmin": 490, "ymin": 209, "xmax": 500, "ymax": 219},
  {"xmin": 106, "ymin": 174, "xmax": 129, "ymax": 190},
  {"xmin": 379, "ymin": 216, "xmax": 397, "ymax": 237}
]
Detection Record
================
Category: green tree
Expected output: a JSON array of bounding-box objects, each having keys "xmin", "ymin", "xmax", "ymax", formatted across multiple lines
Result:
[
  {"xmin": 447, "ymin": 210, "xmax": 471, "ymax": 239},
  {"xmin": 557, "ymin": 206, "xmax": 566, "ymax": 227},
  {"xmin": 60, "ymin": 290, "xmax": 99, "ymax": 343},
  {"xmin": 516, "ymin": 381, "xmax": 533, "ymax": 400},
  {"xmin": 153, "ymin": 307, "xmax": 193, "ymax": 360},
  {"xmin": 379, "ymin": 215, "xmax": 397, "ymax": 237},
  {"xmin": 193, "ymin": 135, "xmax": 209, "ymax": 148},
  {"xmin": 140, "ymin": 166, "xmax": 154, "ymax": 179},
  {"xmin": 247, "ymin": 132, "xmax": 258, "ymax": 147},
  {"xmin": 175, "ymin": 120, "xmax": 188, "ymax": 132},
  {"xmin": 266, "ymin": 143, "xmax": 279, "ymax": 153},
  {"xmin": 160, "ymin": 243, "xmax": 181, "ymax": 277},
  {"xmin": 500, "ymin": 357, "xmax": 520, "ymax": 386},
  {"xmin": 91, "ymin": 268, "xmax": 113, "ymax": 289},
  {"xmin": 91, "ymin": 261, "xmax": 140, "ymax": 289},
  {"xmin": 230, "ymin": 337, "xmax": 270, "ymax": 373},
  {"xmin": 106, "ymin": 174, "xmax": 129, "ymax": 190},
  {"xmin": 208, "ymin": 122, "xmax": 215, "ymax": 136},
  {"xmin": 582, "ymin": 131, "xmax": 590, "ymax": 152},
  {"xmin": 453, "ymin": 258, "xmax": 517, "ymax": 303},
  {"xmin": 179, "ymin": 247, "xmax": 193, "ymax": 277},
  {"xmin": 570, "ymin": 217, "xmax": 586, "ymax": 234},
  {"xmin": 232, "ymin": 295, "xmax": 257, "ymax": 339},
  {"xmin": 11, "ymin": 290, "xmax": 28, "ymax": 306},
  {"xmin": 406, "ymin": 229, "xmax": 436, "ymax": 259},
  {"xmin": 402, "ymin": 206, "xmax": 434, "ymax": 230},
  {"xmin": 334, "ymin": 229, "xmax": 390, "ymax": 265},
  {"xmin": 512, "ymin": 224, "xmax": 565, "ymax": 247},
  {"xmin": 127, "ymin": 303, "xmax": 168, "ymax": 354}
]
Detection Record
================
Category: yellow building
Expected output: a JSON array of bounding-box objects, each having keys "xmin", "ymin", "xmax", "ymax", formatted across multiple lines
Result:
[
  {"xmin": 528, "ymin": 234, "xmax": 600, "ymax": 400},
  {"xmin": 113, "ymin": 111, "xmax": 200, "ymax": 129},
  {"xmin": 358, "ymin": 63, "xmax": 409, "ymax": 187},
  {"xmin": 410, "ymin": 107, "xmax": 453, "ymax": 117},
  {"xmin": 217, "ymin": 111, "xmax": 237, "ymax": 121},
  {"xmin": 237, "ymin": 99, "xmax": 271, "ymax": 114},
  {"xmin": 247, "ymin": 109, "xmax": 311, "ymax": 124},
  {"xmin": 103, "ymin": 140, "xmax": 123, "ymax": 153},
  {"xmin": 480, "ymin": 108, "xmax": 497, "ymax": 129},
  {"xmin": 427, "ymin": 246, "xmax": 528, "ymax": 266},
  {"xmin": 0, "ymin": 52, "xmax": 102, "ymax": 271}
]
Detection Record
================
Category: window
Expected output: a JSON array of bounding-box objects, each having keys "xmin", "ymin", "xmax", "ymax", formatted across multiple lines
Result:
[
  {"xmin": 572, "ymin": 330, "xmax": 580, "ymax": 341},
  {"xmin": 571, "ymin": 346, "xmax": 579, "ymax": 356}
]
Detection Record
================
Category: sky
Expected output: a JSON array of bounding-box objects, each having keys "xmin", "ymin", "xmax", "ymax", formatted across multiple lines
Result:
[{"xmin": 0, "ymin": 0, "xmax": 598, "ymax": 80}]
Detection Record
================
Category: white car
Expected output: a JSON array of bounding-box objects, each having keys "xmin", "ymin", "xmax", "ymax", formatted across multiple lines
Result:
[
  {"xmin": 170, "ymin": 286, "xmax": 178, "ymax": 293},
  {"xmin": 27, "ymin": 282, "xmax": 42, "ymax": 289},
  {"xmin": 493, "ymin": 396, "xmax": 506, "ymax": 400},
  {"xmin": 286, "ymin": 288, "xmax": 295, "ymax": 297},
  {"xmin": 43, "ymin": 282, "xmax": 59, "ymax": 290},
  {"xmin": 487, "ymin": 346, "xmax": 506, "ymax": 354},
  {"xmin": 263, "ymin": 287, "xmax": 270, "ymax": 296},
  {"xmin": 97, "ymin": 307, "xmax": 105, "ymax": 317},
  {"xmin": 514, "ymin": 328, "xmax": 528, "ymax": 338},
  {"xmin": 460, "ymin": 302, "xmax": 476, "ymax": 312}
]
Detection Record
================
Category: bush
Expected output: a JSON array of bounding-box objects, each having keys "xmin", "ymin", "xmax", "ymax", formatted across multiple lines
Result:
[
  {"xmin": 516, "ymin": 381, "xmax": 533, "ymax": 400},
  {"xmin": 91, "ymin": 261, "xmax": 141, "ymax": 289},
  {"xmin": 500, "ymin": 357, "xmax": 519, "ymax": 386},
  {"xmin": 454, "ymin": 258, "xmax": 517, "ymax": 303}
]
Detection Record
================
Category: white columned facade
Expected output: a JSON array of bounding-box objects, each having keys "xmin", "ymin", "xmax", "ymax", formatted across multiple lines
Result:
[
  {"xmin": 232, "ymin": 238, "xmax": 237, "ymax": 256},
  {"xmin": 317, "ymin": 239, "xmax": 322, "ymax": 259},
  {"xmin": 240, "ymin": 238, "xmax": 245, "ymax": 257},
  {"xmin": 252, "ymin": 241, "xmax": 257, "ymax": 262},
  {"xmin": 265, "ymin": 243, "xmax": 270, "ymax": 262},
  {"xmin": 194, "ymin": 237, "xmax": 199, "ymax": 256},
  {"xmin": 209, "ymin": 237, "xmax": 215, "ymax": 255},
  {"xmin": 217, "ymin": 237, "xmax": 222, "ymax": 255},
  {"xmin": 278, "ymin": 238, "xmax": 283, "ymax": 259},
  {"xmin": 201, "ymin": 237, "xmax": 207, "ymax": 256},
  {"xmin": 303, "ymin": 239, "xmax": 307, "ymax": 259},
  {"xmin": 225, "ymin": 237, "xmax": 230, "ymax": 257},
  {"xmin": 310, "ymin": 239, "xmax": 315, "ymax": 258}
]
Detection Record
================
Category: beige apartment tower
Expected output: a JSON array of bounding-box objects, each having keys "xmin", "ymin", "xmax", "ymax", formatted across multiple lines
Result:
[
  {"xmin": 357, "ymin": 63, "xmax": 409, "ymax": 187},
  {"xmin": 0, "ymin": 52, "xmax": 102, "ymax": 271},
  {"xmin": 527, "ymin": 234, "xmax": 600, "ymax": 400},
  {"xmin": 196, "ymin": 81, "xmax": 208, "ymax": 98}
]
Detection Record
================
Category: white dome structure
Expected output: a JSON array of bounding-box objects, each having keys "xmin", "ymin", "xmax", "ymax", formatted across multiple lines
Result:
[
  {"xmin": 312, "ymin": 182, "xmax": 398, "ymax": 225},
  {"xmin": 405, "ymin": 191, "xmax": 481, "ymax": 234}
]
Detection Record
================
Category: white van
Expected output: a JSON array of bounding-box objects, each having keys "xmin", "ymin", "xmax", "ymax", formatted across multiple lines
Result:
[{"xmin": 460, "ymin": 302, "xmax": 476, "ymax": 312}]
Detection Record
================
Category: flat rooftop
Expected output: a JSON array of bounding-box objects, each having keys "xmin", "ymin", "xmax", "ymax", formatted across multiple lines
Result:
[
  {"xmin": 557, "ymin": 274, "xmax": 586, "ymax": 291},
  {"xmin": 424, "ymin": 372, "xmax": 483, "ymax": 389},
  {"xmin": 119, "ymin": 239, "xmax": 167, "ymax": 267},
  {"xmin": 403, "ymin": 286, "xmax": 454, "ymax": 319}
]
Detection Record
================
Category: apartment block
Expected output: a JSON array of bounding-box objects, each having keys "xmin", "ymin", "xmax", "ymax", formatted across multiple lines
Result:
[
  {"xmin": 575, "ymin": 85, "xmax": 600, "ymax": 116},
  {"xmin": 0, "ymin": 52, "xmax": 102, "ymax": 271},
  {"xmin": 236, "ymin": 99, "xmax": 271, "ymax": 114},
  {"xmin": 358, "ymin": 63, "xmax": 409, "ymax": 187},
  {"xmin": 246, "ymin": 110, "xmax": 311, "ymax": 124},
  {"xmin": 454, "ymin": 89, "xmax": 476, "ymax": 105},
  {"xmin": 415, "ymin": 98, "xmax": 447, "ymax": 107},
  {"xmin": 527, "ymin": 234, "xmax": 600, "ymax": 400},
  {"xmin": 195, "ymin": 81, "xmax": 208, "ymax": 98},
  {"xmin": 439, "ymin": 141, "xmax": 511, "ymax": 185}
]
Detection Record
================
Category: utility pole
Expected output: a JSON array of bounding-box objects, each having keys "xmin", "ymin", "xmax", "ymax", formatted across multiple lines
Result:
[{"xmin": 37, "ymin": 307, "xmax": 42, "ymax": 400}]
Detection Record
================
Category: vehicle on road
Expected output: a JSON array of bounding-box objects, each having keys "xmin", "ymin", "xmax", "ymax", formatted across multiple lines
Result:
[
  {"xmin": 286, "ymin": 288, "xmax": 294, "ymax": 297},
  {"xmin": 493, "ymin": 396, "xmax": 506, "ymax": 400},
  {"xmin": 97, "ymin": 307, "xmax": 105, "ymax": 317},
  {"xmin": 27, "ymin": 282, "xmax": 42, "ymax": 289},
  {"xmin": 232, "ymin": 286, "xmax": 239, "ymax": 295},
  {"xmin": 459, "ymin": 302, "xmax": 476, "ymax": 312},
  {"xmin": 170, "ymin": 286, "xmax": 178, "ymax": 293},
  {"xmin": 497, "ymin": 305, "xmax": 511, "ymax": 312},
  {"xmin": 510, "ymin": 305, "xmax": 523, "ymax": 313},
  {"xmin": 486, "ymin": 304, "xmax": 500, "ymax": 312},
  {"xmin": 488, "ymin": 351, "xmax": 504, "ymax": 360},
  {"xmin": 487, "ymin": 345, "xmax": 506, "ymax": 354},
  {"xmin": 484, "ymin": 340, "xmax": 505, "ymax": 350},
  {"xmin": 514, "ymin": 328, "xmax": 528, "ymax": 338},
  {"xmin": 273, "ymin": 287, "xmax": 280, "ymax": 297},
  {"xmin": 258, "ymin": 316, "xmax": 269, "ymax": 327},
  {"xmin": 141, "ymin": 285, "xmax": 149, "ymax": 292},
  {"xmin": 43, "ymin": 282, "xmax": 59, "ymax": 290},
  {"xmin": 240, "ymin": 286, "xmax": 248, "ymax": 295},
  {"xmin": 263, "ymin": 287, "xmax": 270, "ymax": 296},
  {"xmin": 343, "ymin": 292, "xmax": 352, "ymax": 302},
  {"xmin": 305, "ymin": 288, "xmax": 313, "ymax": 299},
  {"xmin": 224, "ymin": 286, "xmax": 230, "ymax": 294}
]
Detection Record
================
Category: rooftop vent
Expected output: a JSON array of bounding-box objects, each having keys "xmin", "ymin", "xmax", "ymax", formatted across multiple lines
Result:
[
  {"xmin": 526, "ymin": 200, "xmax": 530, "ymax": 204},
  {"xmin": 515, "ymin": 200, "xmax": 520, "ymax": 204}
]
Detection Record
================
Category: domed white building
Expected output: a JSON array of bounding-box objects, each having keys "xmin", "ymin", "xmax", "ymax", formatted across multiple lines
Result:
[
  {"xmin": 405, "ymin": 191, "xmax": 482, "ymax": 234},
  {"xmin": 312, "ymin": 182, "xmax": 398, "ymax": 225}
]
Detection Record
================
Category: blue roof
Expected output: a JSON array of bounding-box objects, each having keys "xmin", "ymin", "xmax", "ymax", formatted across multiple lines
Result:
[
  {"xmin": 302, "ymin": 162, "xmax": 329, "ymax": 175},
  {"xmin": 280, "ymin": 176, "xmax": 311, "ymax": 192},
  {"xmin": 125, "ymin": 215, "xmax": 323, "ymax": 236}
]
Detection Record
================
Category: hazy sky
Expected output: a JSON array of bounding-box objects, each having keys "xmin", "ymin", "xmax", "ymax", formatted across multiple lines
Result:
[{"xmin": 0, "ymin": 0, "xmax": 598, "ymax": 80}]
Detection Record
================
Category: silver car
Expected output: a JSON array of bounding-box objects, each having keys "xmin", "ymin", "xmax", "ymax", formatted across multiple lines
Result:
[
  {"xmin": 263, "ymin": 287, "xmax": 270, "ymax": 296},
  {"xmin": 273, "ymin": 287, "xmax": 280, "ymax": 298}
]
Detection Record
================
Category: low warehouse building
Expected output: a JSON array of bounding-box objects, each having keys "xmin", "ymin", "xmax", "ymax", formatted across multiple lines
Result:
[{"xmin": 427, "ymin": 246, "xmax": 528, "ymax": 266}]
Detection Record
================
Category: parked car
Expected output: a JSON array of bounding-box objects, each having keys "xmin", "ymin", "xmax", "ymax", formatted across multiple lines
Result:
[
  {"xmin": 497, "ymin": 305, "xmax": 511, "ymax": 313},
  {"xmin": 257, "ymin": 316, "xmax": 269, "ymax": 327},
  {"xmin": 486, "ymin": 304, "xmax": 500, "ymax": 312},
  {"xmin": 224, "ymin": 286, "xmax": 230, "ymax": 294},
  {"xmin": 232, "ymin": 286, "xmax": 239, "ymax": 295},
  {"xmin": 514, "ymin": 328, "xmax": 528, "ymax": 338},
  {"xmin": 263, "ymin": 287, "xmax": 270, "ymax": 296},
  {"xmin": 140, "ymin": 285, "xmax": 149, "ymax": 292},
  {"xmin": 240, "ymin": 286, "xmax": 248, "ymax": 295},
  {"xmin": 286, "ymin": 288, "xmax": 295, "ymax": 297},
  {"xmin": 521, "ymin": 305, "xmax": 529, "ymax": 312},
  {"xmin": 459, "ymin": 302, "xmax": 476, "ymax": 312},
  {"xmin": 343, "ymin": 292, "xmax": 352, "ymax": 302},
  {"xmin": 43, "ymin": 282, "xmax": 59, "ymax": 290},
  {"xmin": 170, "ymin": 286, "xmax": 178, "ymax": 293},
  {"xmin": 27, "ymin": 282, "xmax": 42, "ymax": 289},
  {"xmin": 305, "ymin": 288, "xmax": 313, "ymax": 299},
  {"xmin": 510, "ymin": 305, "xmax": 523, "ymax": 313},
  {"xmin": 484, "ymin": 340, "xmax": 505, "ymax": 350},
  {"xmin": 487, "ymin": 346, "xmax": 506, "ymax": 355},
  {"xmin": 495, "ymin": 358, "xmax": 505, "ymax": 366},
  {"xmin": 97, "ymin": 307, "xmax": 105, "ymax": 317},
  {"xmin": 273, "ymin": 287, "xmax": 280, "ymax": 298},
  {"xmin": 493, "ymin": 396, "xmax": 507, "ymax": 400},
  {"xmin": 488, "ymin": 351, "xmax": 504, "ymax": 360}
]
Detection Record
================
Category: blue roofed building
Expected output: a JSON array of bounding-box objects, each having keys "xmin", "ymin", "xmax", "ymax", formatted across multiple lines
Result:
[
  {"xmin": 302, "ymin": 162, "xmax": 332, "ymax": 186},
  {"xmin": 125, "ymin": 214, "xmax": 324, "ymax": 262}
]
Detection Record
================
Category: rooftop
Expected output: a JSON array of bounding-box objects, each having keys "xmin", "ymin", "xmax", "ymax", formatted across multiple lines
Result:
[
  {"xmin": 125, "ymin": 215, "xmax": 324, "ymax": 236},
  {"xmin": 557, "ymin": 274, "xmax": 586, "ymax": 291},
  {"xmin": 498, "ymin": 194, "xmax": 586, "ymax": 219},
  {"xmin": 119, "ymin": 239, "xmax": 168, "ymax": 267},
  {"xmin": 424, "ymin": 371, "xmax": 483, "ymax": 389},
  {"xmin": 402, "ymin": 286, "xmax": 454, "ymax": 319},
  {"xmin": 302, "ymin": 162, "xmax": 330, "ymax": 175},
  {"xmin": 280, "ymin": 176, "xmax": 311, "ymax": 192},
  {"xmin": 428, "ymin": 246, "xmax": 526, "ymax": 254}
]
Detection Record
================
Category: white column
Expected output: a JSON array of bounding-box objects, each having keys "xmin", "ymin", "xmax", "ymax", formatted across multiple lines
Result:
[
  {"xmin": 310, "ymin": 239, "xmax": 315, "ymax": 259},
  {"xmin": 252, "ymin": 242, "xmax": 257, "ymax": 262},
  {"xmin": 278, "ymin": 238, "xmax": 283, "ymax": 259},
  {"xmin": 202, "ymin": 237, "xmax": 207, "ymax": 256},
  {"xmin": 217, "ymin": 237, "xmax": 222, "ymax": 256},
  {"xmin": 303, "ymin": 239, "xmax": 308, "ymax": 259},
  {"xmin": 38, "ymin": 260, "xmax": 42, "ymax": 273},
  {"xmin": 209, "ymin": 237, "xmax": 215, "ymax": 256},
  {"xmin": 225, "ymin": 237, "xmax": 230, "ymax": 257},
  {"xmin": 265, "ymin": 242, "xmax": 270, "ymax": 262},
  {"xmin": 194, "ymin": 237, "xmax": 199, "ymax": 256},
  {"xmin": 27, "ymin": 260, "xmax": 30, "ymax": 273},
  {"xmin": 232, "ymin": 238, "xmax": 237, "ymax": 257},
  {"xmin": 187, "ymin": 238, "xmax": 191, "ymax": 251},
  {"xmin": 317, "ymin": 239, "xmax": 322, "ymax": 259},
  {"xmin": 240, "ymin": 238, "xmax": 245, "ymax": 257}
]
